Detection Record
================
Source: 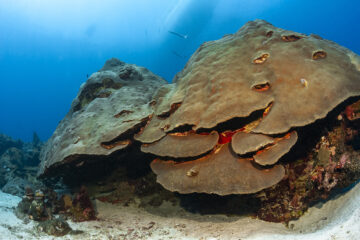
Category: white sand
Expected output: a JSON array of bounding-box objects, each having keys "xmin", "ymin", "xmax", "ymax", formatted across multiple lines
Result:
[{"xmin": 0, "ymin": 181, "xmax": 359, "ymax": 240}]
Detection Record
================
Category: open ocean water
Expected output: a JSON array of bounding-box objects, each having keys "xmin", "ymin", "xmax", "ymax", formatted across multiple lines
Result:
[{"xmin": 1, "ymin": 0, "xmax": 359, "ymax": 142}]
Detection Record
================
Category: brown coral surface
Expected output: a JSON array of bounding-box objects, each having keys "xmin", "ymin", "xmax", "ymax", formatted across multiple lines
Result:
[
  {"xmin": 39, "ymin": 58, "xmax": 166, "ymax": 175},
  {"xmin": 137, "ymin": 20, "xmax": 360, "ymax": 195},
  {"xmin": 137, "ymin": 20, "xmax": 360, "ymax": 141},
  {"xmin": 151, "ymin": 143, "xmax": 285, "ymax": 195},
  {"xmin": 40, "ymin": 20, "xmax": 360, "ymax": 199}
]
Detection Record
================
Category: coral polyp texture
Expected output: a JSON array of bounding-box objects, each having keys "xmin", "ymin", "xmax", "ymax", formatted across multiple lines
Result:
[{"xmin": 40, "ymin": 20, "xmax": 360, "ymax": 198}]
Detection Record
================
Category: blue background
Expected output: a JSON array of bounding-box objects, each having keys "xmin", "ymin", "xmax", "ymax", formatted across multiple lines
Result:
[{"xmin": 1, "ymin": 0, "xmax": 359, "ymax": 142}]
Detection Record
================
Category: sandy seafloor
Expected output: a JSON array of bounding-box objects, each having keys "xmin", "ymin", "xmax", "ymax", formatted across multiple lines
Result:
[{"xmin": 0, "ymin": 181, "xmax": 359, "ymax": 240}]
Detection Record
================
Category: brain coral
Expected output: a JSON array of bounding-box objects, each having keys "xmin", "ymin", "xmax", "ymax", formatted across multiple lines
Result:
[{"xmin": 136, "ymin": 20, "xmax": 360, "ymax": 195}]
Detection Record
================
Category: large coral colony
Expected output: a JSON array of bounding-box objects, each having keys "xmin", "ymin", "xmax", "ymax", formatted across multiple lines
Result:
[{"xmin": 38, "ymin": 20, "xmax": 360, "ymax": 222}]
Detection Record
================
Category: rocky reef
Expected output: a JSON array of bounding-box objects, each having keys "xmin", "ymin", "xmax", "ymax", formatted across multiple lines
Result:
[
  {"xmin": 0, "ymin": 132, "xmax": 43, "ymax": 196},
  {"xmin": 38, "ymin": 20, "xmax": 360, "ymax": 223}
]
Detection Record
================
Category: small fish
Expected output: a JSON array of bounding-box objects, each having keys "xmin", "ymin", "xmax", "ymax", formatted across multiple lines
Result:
[
  {"xmin": 168, "ymin": 30, "xmax": 188, "ymax": 39},
  {"xmin": 172, "ymin": 51, "xmax": 186, "ymax": 59}
]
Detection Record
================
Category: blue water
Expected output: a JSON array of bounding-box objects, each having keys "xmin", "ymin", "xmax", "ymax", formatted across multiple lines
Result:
[{"xmin": 1, "ymin": 0, "xmax": 359, "ymax": 142}]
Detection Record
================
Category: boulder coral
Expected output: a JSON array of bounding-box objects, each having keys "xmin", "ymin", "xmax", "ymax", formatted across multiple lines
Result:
[
  {"xmin": 39, "ymin": 20, "xmax": 360, "ymax": 198},
  {"xmin": 136, "ymin": 20, "xmax": 360, "ymax": 195},
  {"xmin": 39, "ymin": 58, "xmax": 166, "ymax": 175}
]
